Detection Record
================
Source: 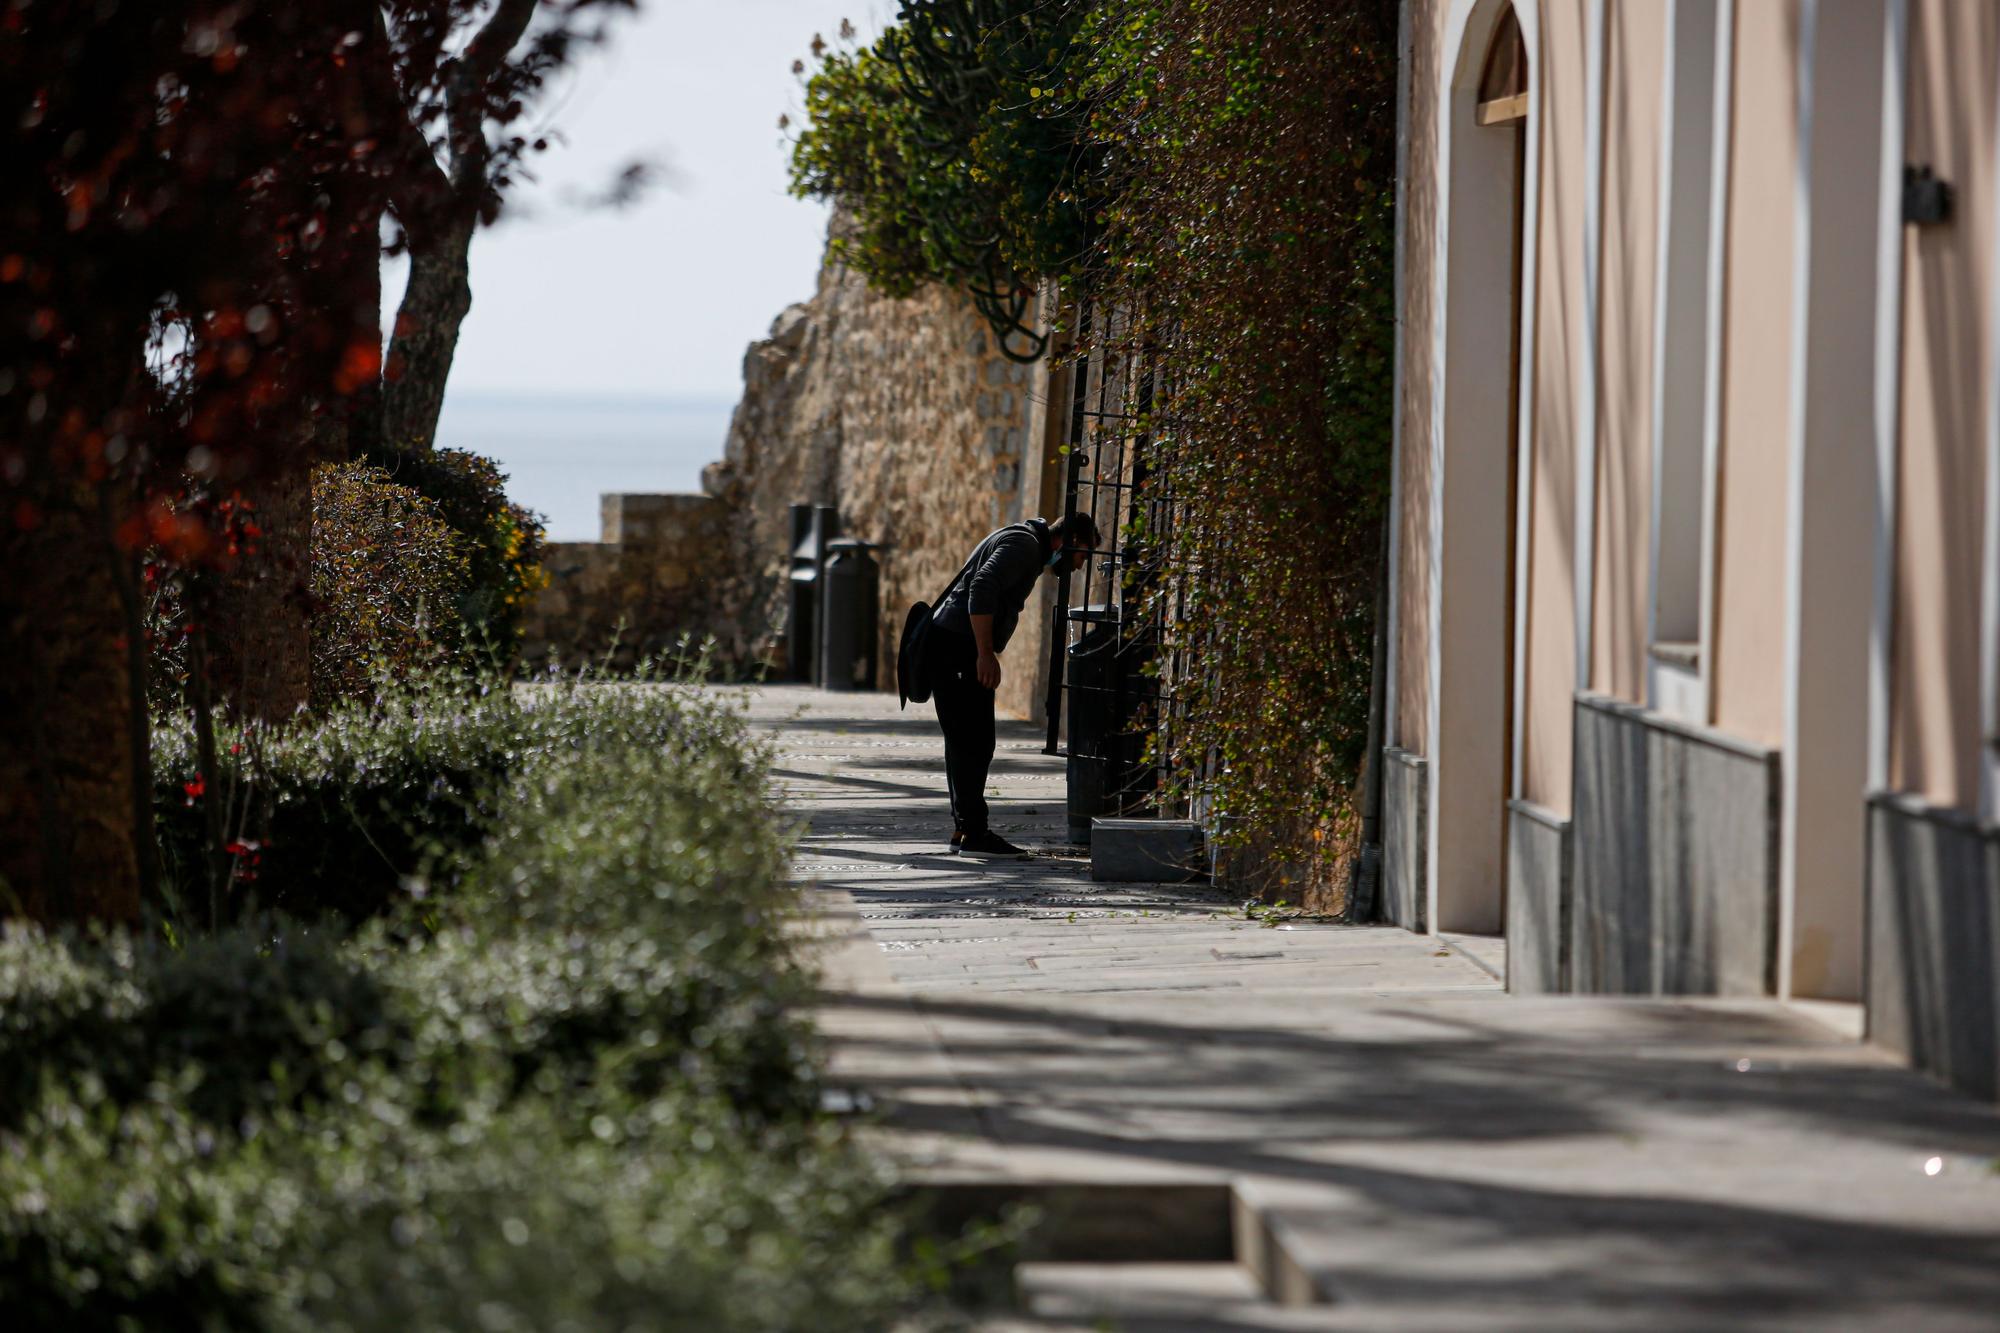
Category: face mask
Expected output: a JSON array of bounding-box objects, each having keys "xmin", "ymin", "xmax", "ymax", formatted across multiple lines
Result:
[{"xmin": 1047, "ymin": 548, "xmax": 1065, "ymax": 568}]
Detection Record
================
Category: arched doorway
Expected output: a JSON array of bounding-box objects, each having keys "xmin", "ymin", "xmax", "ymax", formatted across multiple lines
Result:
[{"xmin": 1427, "ymin": 0, "xmax": 1535, "ymax": 935}]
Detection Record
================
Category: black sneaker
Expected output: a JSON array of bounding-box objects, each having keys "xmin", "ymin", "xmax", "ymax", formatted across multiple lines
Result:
[
  {"xmin": 958, "ymin": 831, "xmax": 1029, "ymax": 860},
  {"xmin": 948, "ymin": 830, "xmax": 964, "ymax": 855}
]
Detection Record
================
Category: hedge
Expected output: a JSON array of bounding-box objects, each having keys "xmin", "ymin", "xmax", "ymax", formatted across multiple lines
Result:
[{"xmin": 1, "ymin": 676, "xmax": 940, "ymax": 1330}]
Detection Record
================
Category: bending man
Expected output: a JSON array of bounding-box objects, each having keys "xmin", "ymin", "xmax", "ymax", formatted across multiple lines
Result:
[{"xmin": 928, "ymin": 512, "xmax": 1098, "ymax": 859}]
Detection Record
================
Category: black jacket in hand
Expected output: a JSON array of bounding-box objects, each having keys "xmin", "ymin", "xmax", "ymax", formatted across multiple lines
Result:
[{"xmin": 931, "ymin": 519, "xmax": 1053, "ymax": 653}]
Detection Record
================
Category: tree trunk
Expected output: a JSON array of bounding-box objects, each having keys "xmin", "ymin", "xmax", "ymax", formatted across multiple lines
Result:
[
  {"xmin": 206, "ymin": 446, "xmax": 314, "ymax": 723},
  {"xmin": 98, "ymin": 487, "xmax": 161, "ymax": 915},
  {"xmin": 315, "ymin": 219, "xmax": 386, "ymax": 466},
  {"xmin": 371, "ymin": 0, "xmax": 537, "ymax": 454},
  {"xmin": 318, "ymin": 196, "xmax": 388, "ymax": 466},
  {"xmin": 381, "ymin": 212, "xmax": 475, "ymax": 452},
  {"xmin": 0, "ymin": 501, "xmax": 142, "ymax": 925}
]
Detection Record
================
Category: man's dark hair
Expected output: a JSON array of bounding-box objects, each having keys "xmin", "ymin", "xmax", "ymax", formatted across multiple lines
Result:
[{"xmin": 1053, "ymin": 512, "xmax": 1100, "ymax": 549}]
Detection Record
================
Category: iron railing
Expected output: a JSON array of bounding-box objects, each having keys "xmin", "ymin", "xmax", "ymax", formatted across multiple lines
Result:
[{"xmin": 1041, "ymin": 298, "xmax": 1188, "ymax": 827}]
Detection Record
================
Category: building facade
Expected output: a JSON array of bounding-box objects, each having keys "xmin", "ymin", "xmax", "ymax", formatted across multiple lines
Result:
[{"xmin": 1385, "ymin": 0, "xmax": 2000, "ymax": 1100}]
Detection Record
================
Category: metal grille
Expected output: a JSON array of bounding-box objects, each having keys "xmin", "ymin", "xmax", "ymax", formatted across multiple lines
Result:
[{"xmin": 1041, "ymin": 298, "xmax": 1185, "ymax": 825}]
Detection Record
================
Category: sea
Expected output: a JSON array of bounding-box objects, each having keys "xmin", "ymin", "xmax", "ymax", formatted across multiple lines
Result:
[{"xmin": 431, "ymin": 392, "xmax": 737, "ymax": 543}]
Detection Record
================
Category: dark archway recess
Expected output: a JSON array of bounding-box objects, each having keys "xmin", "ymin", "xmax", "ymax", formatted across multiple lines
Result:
[{"xmin": 1478, "ymin": 7, "xmax": 1529, "ymax": 125}]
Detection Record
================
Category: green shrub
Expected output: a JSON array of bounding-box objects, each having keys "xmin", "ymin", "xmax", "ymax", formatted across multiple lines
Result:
[
  {"xmin": 151, "ymin": 674, "xmax": 512, "ymax": 924},
  {"xmin": 364, "ymin": 446, "xmax": 548, "ymax": 662},
  {"xmin": 4, "ymin": 677, "xmax": 941, "ymax": 1329},
  {"xmin": 150, "ymin": 668, "xmax": 771, "ymax": 926},
  {"xmin": 0, "ymin": 926, "xmax": 400, "ymax": 1136},
  {"xmin": 284, "ymin": 1090, "xmax": 911, "ymax": 1333},
  {"xmin": 422, "ymin": 736, "xmax": 817, "ymax": 1120},
  {"xmin": 0, "ymin": 1082, "xmax": 918, "ymax": 1333},
  {"xmin": 788, "ymin": 2, "xmax": 1103, "ymax": 358},
  {"xmin": 0, "ymin": 1092, "xmax": 304, "ymax": 1331},
  {"xmin": 310, "ymin": 462, "xmax": 472, "ymax": 707}
]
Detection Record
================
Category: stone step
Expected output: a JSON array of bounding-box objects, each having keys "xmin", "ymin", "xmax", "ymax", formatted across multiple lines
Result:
[
  {"xmin": 1090, "ymin": 818, "xmax": 1208, "ymax": 883},
  {"xmin": 1014, "ymin": 1260, "xmax": 1289, "ymax": 1327},
  {"xmin": 904, "ymin": 1178, "xmax": 1336, "ymax": 1320}
]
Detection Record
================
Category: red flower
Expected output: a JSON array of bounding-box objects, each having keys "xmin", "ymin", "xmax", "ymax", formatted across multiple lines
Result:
[{"xmin": 224, "ymin": 840, "xmax": 262, "ymax": 882}]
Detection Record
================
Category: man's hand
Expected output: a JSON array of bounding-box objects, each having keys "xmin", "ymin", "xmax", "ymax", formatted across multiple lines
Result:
[{"xmin": 970, "ymin": 612, "xmax": 1002, "ymax": 690}]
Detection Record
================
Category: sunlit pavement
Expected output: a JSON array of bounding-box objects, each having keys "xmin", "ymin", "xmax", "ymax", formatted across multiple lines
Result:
[{"xmin": 724, "ymin": 683, "xmax": 2000, "ymax": 1332}]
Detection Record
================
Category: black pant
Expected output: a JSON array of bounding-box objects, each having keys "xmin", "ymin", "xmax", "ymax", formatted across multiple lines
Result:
[{"xmin": 928, "ymin": 627, "xmax": 995, "ymax": 836}]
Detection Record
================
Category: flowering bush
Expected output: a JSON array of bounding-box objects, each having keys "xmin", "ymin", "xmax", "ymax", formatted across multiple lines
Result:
[
  {"xmin": 363, "ymin": 445, "xmax": 549, "ymax": 662},
  {"xmin": 309, "ymin": 462, "xmax": 472, "ymax": 707},
  {"xmin": 150, "ymin": 672, "xmax": 502, "ymax": 924},
  {"xmin": 148, "ymin": 660, "xmax": 756, "ymax": 926}
]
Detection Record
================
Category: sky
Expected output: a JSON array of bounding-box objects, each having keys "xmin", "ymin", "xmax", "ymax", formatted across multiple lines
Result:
[{"xmin": 385, "ymin": 0, "xmax": 894, "ymax": 404}]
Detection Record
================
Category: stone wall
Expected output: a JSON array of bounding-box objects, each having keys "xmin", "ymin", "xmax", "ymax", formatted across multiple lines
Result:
[
  {"xmin": 700, "ymin": 214, "xmax": 1065, "ymax": 720},
  {"xmin": 520, "ymin": 492, "xmax": 729, "ymax": 672},
  {"xmin": 521, "ymin": 214, "xmax": 1068, "ymax": 720}
]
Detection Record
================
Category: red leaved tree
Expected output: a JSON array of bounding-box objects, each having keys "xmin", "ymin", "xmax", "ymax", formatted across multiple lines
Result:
[{"xmin": 0, "ymin": 0, "xmax": 630, "ymax": 926}]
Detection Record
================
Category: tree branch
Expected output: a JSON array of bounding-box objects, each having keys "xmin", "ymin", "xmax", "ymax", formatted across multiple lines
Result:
[
  {"xmin": 447, "ymin": 0, "xmax": 540, "ymax": 192},
  {"xmin": 369, "ymin": 3, "xmax": 452, "ymax": 235}
]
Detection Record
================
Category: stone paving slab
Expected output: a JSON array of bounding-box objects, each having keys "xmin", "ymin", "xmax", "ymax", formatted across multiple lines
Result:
[{"xmin": 724, "ymin": 684, "xmax": 2000, "ymax": 1331}]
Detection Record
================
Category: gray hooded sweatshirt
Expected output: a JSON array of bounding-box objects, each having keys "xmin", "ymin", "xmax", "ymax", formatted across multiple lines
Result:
[{"xmin": 930, "ymin": 519, "xmax": 1053, "ymax": 653}]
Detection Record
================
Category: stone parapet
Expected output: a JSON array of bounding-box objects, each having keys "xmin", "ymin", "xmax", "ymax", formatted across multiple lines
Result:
[{"xmin": 520, "ymin": 492, "xmax": 729, "ymax": 673}]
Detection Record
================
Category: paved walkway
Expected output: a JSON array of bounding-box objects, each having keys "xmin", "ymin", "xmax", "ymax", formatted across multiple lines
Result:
[{"xmin": 733, "ymin": 684, "xmax": 2000, "ymax": 1331}]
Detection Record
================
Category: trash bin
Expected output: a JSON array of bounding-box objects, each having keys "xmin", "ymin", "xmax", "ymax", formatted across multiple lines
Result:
[
  {"xmin": 1065, "ymin": 606, "xmax": 1147, "ymax": 842},
  {"xmin": 819, "ymin": 538, "xmax": 880, "ymax": 691},
  {"xmin": 784, "ymin": 504, "xmax": 838, "ymax": 682}
]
